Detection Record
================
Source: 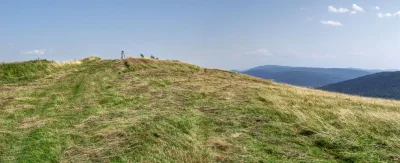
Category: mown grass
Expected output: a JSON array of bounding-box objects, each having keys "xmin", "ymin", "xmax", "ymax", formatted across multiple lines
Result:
[{"xmin": 0, "ymin": 57, "xmax": 399, "ymax": 162}]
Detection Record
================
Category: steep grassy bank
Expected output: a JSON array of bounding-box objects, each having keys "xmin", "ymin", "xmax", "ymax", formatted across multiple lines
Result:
[{"xmin": 0, "ymin": 57, "xmax": 399, "ymax": 162}]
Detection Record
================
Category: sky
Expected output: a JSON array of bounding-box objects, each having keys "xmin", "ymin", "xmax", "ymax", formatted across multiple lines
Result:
[{"xmin": 1, "ymin": 0, "xmax": 400, "ymax": 70}]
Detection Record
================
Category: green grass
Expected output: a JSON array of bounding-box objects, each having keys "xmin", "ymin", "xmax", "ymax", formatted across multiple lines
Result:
[
  {"xmin": 0, "ymin": 57, "xmax": 400, "ymax": 162},
  {"xmin": 0, "ymin": 60, "xmax": 53, "ymax": 83}
]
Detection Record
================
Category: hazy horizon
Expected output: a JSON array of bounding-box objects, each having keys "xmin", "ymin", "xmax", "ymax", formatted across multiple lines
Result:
[{"xmin": 2, "ymin": 0, "xmax": 400, "ymax": 70}]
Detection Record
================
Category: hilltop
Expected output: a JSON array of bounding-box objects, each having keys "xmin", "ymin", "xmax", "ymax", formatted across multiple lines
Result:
[
  {"xmin": 1, "ymin": 57, "xmax": 399, "ymax": 162},
  {"xmin": 320, "ymin": 71, "xmax": 400, "ymax": 100},
  {"xmin": 240, "ymin": 65, "xmax": 371, "ymax": 87}
]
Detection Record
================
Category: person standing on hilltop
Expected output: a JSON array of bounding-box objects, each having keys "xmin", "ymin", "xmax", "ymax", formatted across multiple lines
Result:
[{"xmin": 121, "ymin": 51, "xmax": 125, "ymax": 59}]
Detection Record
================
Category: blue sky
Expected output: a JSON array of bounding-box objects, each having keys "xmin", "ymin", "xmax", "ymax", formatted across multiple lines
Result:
[{"xmin": 1, "ymin": 0, "xmax": 400, "ymax": 70}]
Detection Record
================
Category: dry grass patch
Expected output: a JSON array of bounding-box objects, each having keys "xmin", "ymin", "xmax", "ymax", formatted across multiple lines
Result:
[
  {"xmin": 18, "ymin": 116, "xmax": 51, "ymax": 130},
  {"xmin": 367, "ymin": 111, "xmax": 400, "ymax": 123},
  {"xmin": 2, "ymin": 104, "xmax": 36, "ymax": 114},
  {"xmin": 207, "ymin": 138, "xmax": 233, "ymax": 151},
  {"xmin": 52, "ymin": 60, "xmax": 82, "ymax": 67}
]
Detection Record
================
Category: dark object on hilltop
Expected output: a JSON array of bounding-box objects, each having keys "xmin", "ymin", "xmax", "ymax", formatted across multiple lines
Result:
[
  {"xmin": 240, "ymin": 65, "xmax": 372, "ymax": 88},
  {"xmin": 140, "ymin": 54, "xmax": 145, "ymax": 58},
  {"xmin": 150, "ymin": 55, "xmax": 155, "ymax": 59},
  {"xmin": 319, "ymin": 71, "xmax": 400, "ymax": 100},
  {"xmin": 121, "ymin": 51, "xmax": 125, "ymax": 59}
]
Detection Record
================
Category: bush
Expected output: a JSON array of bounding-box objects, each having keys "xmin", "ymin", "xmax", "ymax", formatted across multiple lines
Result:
[
  {"xmin": 150, "ymin": 55, "xmax": 155, "ymax": 59},
  {"xmin": 140, "ymin": 54, "xmax": 145, "ymax": 58}
]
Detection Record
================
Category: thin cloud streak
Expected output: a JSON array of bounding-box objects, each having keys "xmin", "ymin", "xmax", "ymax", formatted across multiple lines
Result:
[
  {"xmin": 321, "ymin": 20, "xmax": 343, "ymax": 26},
  {"xmin": 22, "ymin": 49, "xmax": 47, "ymax": 55}
]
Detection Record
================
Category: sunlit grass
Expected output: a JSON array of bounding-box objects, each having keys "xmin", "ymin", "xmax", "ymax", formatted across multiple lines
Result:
[{"xmin": 0, "ymin": 57, "xmax": 399, "ymax": 162}]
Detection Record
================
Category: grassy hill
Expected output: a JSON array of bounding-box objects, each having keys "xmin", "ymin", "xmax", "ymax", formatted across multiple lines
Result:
[
  {"xmin": 320, "ymin": 71, "xmax": 400, "ymax": 100},
  {"xmin": 1, "ymin": 57, "xmax": 400, "ymax": 162},
  {"xmin": 240, "ymin": 65, "xmax": 371, "ymax": 88}
]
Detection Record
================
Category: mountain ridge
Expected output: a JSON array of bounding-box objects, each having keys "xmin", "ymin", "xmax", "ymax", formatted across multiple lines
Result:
[
  {"xmin": 319, "ymin": 71, "xmax": 400, "ymax": 100},
  {"xmin": 239, "ymin": 65, "xmax": 372, "ymax": 87}
]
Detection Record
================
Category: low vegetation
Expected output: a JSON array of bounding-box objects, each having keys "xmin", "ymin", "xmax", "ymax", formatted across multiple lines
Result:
[{"xmin": 0, "ymin": 57, "xmax": 399, "ymax": 162}]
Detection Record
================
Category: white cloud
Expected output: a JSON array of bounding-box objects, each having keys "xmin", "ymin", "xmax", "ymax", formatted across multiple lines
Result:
[
  {"xmin": 394, "ymin": 11, "xmax": 400, "ymax": 16},
  {"xmin": 328, "ymin": 6, "xmax": 349, "ymax": 13},
  {"xmin": 22, "ymin": 49, "xmax": 47, "ymax": 55},
  {"xmin": 375, "ymin": 6, "xmax": 380, "ymax": 10},
  {"xmin": 352, "ymin": 4, "xmax": 365, "ymax": 12},
  {"xmin": 350, "ymin": 11, "xmax": 357, "ymax": 14},
  {"xmin": 377, "ymin": 13, "xmax": 393, "ymax": 18},
  {"xmin": 245, "ymin": 48, "xmax": 272, "ymax": 56},
  {"xmin": 320, "ymin": 20, "xmax": 343, "ymax": 26},
  {"xmin": 300, "ymin": 8, "xmax": 305, "ymax": 10}
]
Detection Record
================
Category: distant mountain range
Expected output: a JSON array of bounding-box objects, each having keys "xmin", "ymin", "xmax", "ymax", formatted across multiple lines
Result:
[
  {"xmin": 346, "ymin": 68, "xmax": 399, "ymax": 73},
  {"xmin": 238, "ymin": 65, "xmax": 373, "ymax": 88},
  {"xmin": 319, "ymin": 71, "xmax": 400, "ymax": 100}
]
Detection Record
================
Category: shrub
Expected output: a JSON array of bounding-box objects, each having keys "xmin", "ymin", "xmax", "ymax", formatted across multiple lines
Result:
[{"xmin": 140, "ymin": 54, "xmax": 145, "ymax": 58}]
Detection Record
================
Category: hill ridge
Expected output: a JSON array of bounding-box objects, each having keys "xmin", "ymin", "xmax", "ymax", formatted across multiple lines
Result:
[{"xmin": 0, "ymin": 57, "xmax": 399, "ymax": 162}]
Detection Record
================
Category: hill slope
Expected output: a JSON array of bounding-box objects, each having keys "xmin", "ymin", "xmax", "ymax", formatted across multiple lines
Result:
[
  {"xmin": 320, "ymin": 71, "xmax": 400, "ymax": 100},
  {"xmin": 241, "ymin": 65, "xmax": 371, "ymax": 87},
  {"xmin": 1, "ymin": 57, "xmax": 400, "ymax": 162}
]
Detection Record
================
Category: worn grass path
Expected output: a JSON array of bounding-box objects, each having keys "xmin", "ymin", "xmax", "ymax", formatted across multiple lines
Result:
[{"xmin": 0, "ymin": 57, "xmax": 400, "ymax": 162}]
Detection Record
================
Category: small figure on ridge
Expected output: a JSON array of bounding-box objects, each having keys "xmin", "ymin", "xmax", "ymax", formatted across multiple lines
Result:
[{"xmin": 121, "ymin": 51, "xmax": 125, "ymax": 59}]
